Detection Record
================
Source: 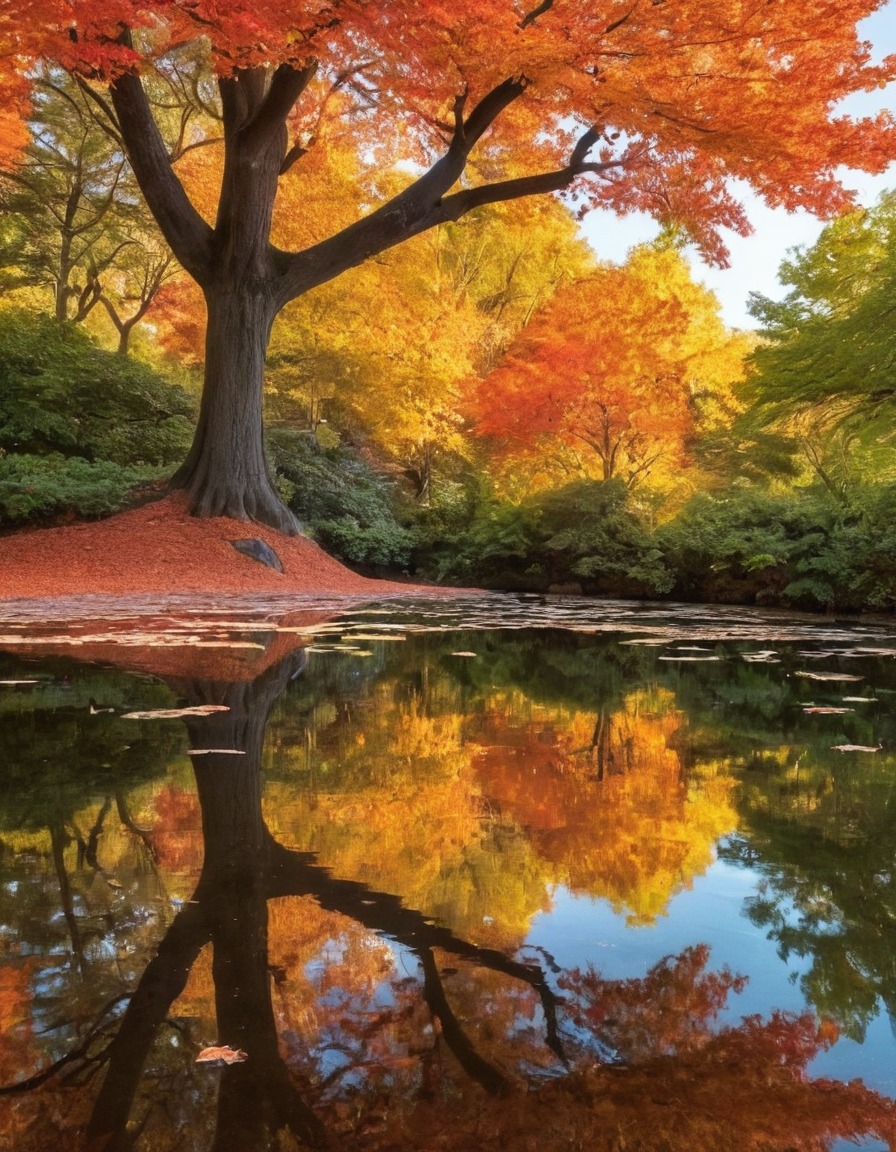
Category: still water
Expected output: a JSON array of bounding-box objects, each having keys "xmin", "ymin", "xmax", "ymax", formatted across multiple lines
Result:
[{"xmin": 3, "ymin": 592, "xmax": 896, "ymax": 1150}]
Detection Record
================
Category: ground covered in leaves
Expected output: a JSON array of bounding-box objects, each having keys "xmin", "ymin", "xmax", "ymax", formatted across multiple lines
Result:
[{"xmin": 0, "ymin": 495, "xmax": 417, "ymax": 601}]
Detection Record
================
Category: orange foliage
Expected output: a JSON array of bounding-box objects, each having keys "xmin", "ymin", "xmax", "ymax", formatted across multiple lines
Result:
[
  {"xmin": 2, "ymin": 0, "xmax": 894, "ymax": 264},
  {"xmin": 561, "ymin": 943, "xmax": 747, "ymax": 1061},
  {"xmin": 149, "ymin": 784, "xmax": 203, "ymax": 876},
  {"xmin": 471, "ymin": 689, "xmax": 737, "ymax": 922},
  {"xmin": 0, "ymin": 962, "xmax": 35, "ymax": 1083},
  {"xmin": 472, "ymin": 247, "xmax": 747, "ymax": 487}
]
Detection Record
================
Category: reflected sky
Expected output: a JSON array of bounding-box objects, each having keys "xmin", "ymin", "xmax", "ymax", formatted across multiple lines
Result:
[{"xmin": 2, "ymin": 595, "xmax": 896, "ymax": 1149}]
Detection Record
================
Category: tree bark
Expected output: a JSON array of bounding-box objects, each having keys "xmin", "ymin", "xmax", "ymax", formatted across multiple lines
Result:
[{"xmin": 169, "ymin": 284, "xmax": 300, "ymax": 534}]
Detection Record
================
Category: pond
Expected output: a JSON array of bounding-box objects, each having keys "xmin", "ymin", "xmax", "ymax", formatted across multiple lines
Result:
[{"xmin": 2, "ymin": 592, "xmax": 896, "ymax": 1150}]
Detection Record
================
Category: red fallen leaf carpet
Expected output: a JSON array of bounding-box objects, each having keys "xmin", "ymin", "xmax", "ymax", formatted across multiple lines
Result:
[{"xmin": 0, "ymin": 494, "xmax": 420, "ymax": 601}]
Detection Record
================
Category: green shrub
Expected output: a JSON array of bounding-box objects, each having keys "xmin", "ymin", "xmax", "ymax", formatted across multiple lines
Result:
[
  {"xmin": 536, "ymin": 480, "xmax": 673, "ymax": 595},
  {"xmin": 0, "ymin": 310, "xmax": 195, "ymax": 467},
  {"xmin": 417, "ymin": 479, "xmax": 671, "ymax": 595},
  {"xmin": 267, "ymin": 428, "xmax": 415, "ymax": 569},
  {"xmin": 0, "ymin": 453, "xmax": 164, "ymax": 524},
  {"xmin": 658, "ymin": 486, "xmax": 896, "ymax": 611}
]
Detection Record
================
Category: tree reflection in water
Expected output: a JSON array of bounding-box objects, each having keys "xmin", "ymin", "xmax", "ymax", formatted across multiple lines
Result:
[{"xmin": 1, "ymin": 648, "xmax": 895, "ymax": 1151}]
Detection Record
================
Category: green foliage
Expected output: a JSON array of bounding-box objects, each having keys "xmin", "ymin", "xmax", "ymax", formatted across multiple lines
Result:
[
  {"xmin": 746, "ymin": 190, "xmax": 896, "ymax": 438},
  {"xmin": 0, "ymin": 309, "xmax": 194, "ymax": 526},
  {"xmin": 0, "ymin": 452, "xmax": 164, "ymax": 523},
  {"xmin": 423, "ymin": 493, "xmax": 542, "ymax": 587},
  {"xmin": 0, "ymin": 310, "xmax": 195, "ymax": 466},
  {"xmin": 267, "ymin": 427, "xmax": 416, "ymax": 569},
  {"xmin": 417, "ymin": 479, "xmax": 672, "ymax": 595},
  {"xmin": 537, "ymin": 481, "xmax": 673, "ymax": 595},
  {"xmin": 658, "ymin": 484, "xmax": 896, "ymax": 611}
]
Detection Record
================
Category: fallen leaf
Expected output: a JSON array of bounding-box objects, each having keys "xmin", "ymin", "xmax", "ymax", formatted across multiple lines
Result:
[
  {"xmin": 122, "ymin": 705, "xmax": 231, "ymax": 720},
  {"xmin": 450, "ymin": 651, "xmax": 477, "ymax": 657},
  {"xmin": 187, "ymin": 748, "xmax": 247, "ymax": 756},
  {"xmin": 794, "ymin": 671, "xmax": 863, "ymax": 682},
  {"xmin": 842, "ymin": 696, "xmax": 878, "ymax": 703},
  {"xmin": 803, "ymin": 706, "xmax": 855, "ymax": 715},
  {"xmin": 831, "ymin": 744, "xmax": 881, "ymax": 753},
  {"xmin": 196, "ymin": 1045, "xmax": 248, "ymax": 1065}
]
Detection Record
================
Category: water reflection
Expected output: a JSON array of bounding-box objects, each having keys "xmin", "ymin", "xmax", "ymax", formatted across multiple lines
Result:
[{"xmin": 1, "ymin": 598, "xmax": 896, "ymax": 1148}]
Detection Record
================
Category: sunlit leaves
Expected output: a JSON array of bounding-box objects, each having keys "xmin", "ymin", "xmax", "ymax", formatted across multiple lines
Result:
[
  {"xmin": 3, "ymin": 0, "xmax": 894, "ymax": 265},
  {"xmin": 746, "ymin": 191, "xmax": 896, "ymax": 474},
  {"xmin": 473, "ymin": 246, "xmax": 748, "ymax": 495}
]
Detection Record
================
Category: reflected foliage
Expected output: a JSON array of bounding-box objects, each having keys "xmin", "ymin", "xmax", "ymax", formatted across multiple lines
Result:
[{"xmin": 2, "ymin": 614, "xmax": 896, "ymax": 1148}]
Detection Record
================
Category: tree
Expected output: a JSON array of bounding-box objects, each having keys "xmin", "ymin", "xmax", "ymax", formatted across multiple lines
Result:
[
  {"xmin": 471, "ymin": 246, "xmax": 748, "ymax": 490},
  {"xmin": 3, "ymin": 1, "xmax": 894, "ymax": 532},
  {"xmin": 0, "ymin": 71, "xmax": 177, "ymax": 352},
  {"xmin": 746, "ymin": 191, "xmax": 896, "ymax": 474},
  {"xmin": 334, "ymin": 198, "xmax": 592, "ymax": 502}
]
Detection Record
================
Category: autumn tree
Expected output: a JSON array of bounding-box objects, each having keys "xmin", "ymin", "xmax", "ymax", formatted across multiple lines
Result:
[
  {"xmin": 331, "ymin": 198, "xmax": 592, "ymax": 502},
  {"xmin": 156, "ymin": 147, "xmax": 593, "ymax": 501},
  {"xmin": 471, "ymin": 246, "xmax": 749, "ymax": 490},
  {"xmin": 3, "ymin": 0, "xmax": 894, "ymax": 532},
  {"xmin": 0, "ymin": 72, "xmax": 179, "ymax": 353}
]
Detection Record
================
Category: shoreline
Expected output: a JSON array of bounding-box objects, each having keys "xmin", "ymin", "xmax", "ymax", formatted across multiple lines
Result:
[{"xmin": 0, "ymin": 494, "xmax": 428, "ymax": 604}]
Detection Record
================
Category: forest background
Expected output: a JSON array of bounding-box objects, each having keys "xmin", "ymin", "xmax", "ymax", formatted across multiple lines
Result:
[{"xmin": 2, "ymin": 8, "xmax": 896, "ymax": 613}]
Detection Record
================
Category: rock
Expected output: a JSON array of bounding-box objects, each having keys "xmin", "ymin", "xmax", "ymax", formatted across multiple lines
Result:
[{"xmin": 230, "ymin": 538, "xmax": 285, "ymax": 573}]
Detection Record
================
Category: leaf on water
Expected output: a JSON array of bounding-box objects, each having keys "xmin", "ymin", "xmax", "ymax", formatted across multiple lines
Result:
[
  {"xmin": 831, "ymin": 744, "xmax": 881, "ymax": 753},
  {"xmin": 196, "ymin": 1045, "xmax": 248, "ymax": 1065},
  {"xmin": 843, "ymin": 696, "xmax": 878, "ymax": 703},
  {"xmin": 187, "ymin": 748, "xmax": 246, "ymax": 756},
  {"xmin": 658, "ymin": 655, "xmax": 721, "ymax": 662},
  {"xmin": 188, "ymin": 641, "xmax": 267, "ymax": 650},
  {"xmin": 343, "ymin": 634, "xmax": 407, "ymax": 641},
  {"xmin": 450, "ymin": 651, "xmax": 477, "ymax": 657},
  {"xmin": 121, "ymin": 705, "xmax": 231, "ymax": 720},
  {"xmin": 803, "ymin": 706, "xmax": 855, "ymax": 715},
  {"xmin": 794, "ymin": 671, "xmax": 863, "ymax": 682}
]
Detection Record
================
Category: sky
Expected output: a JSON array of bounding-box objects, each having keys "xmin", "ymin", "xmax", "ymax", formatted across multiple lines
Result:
[{"xmin": 579, "ymin": 4, "xmax": 896, "ymax": 330}]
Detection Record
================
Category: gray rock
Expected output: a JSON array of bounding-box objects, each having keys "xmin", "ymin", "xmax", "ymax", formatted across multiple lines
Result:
[{"xmin": 230, "ymin": 538, "xmax": 285, "ymax": 573}]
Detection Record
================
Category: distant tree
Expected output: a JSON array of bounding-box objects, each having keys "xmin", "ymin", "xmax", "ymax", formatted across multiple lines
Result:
[
  {"xmin": 472, "ymin": 247, "xmax": 747, "ymax": 489},
  {"xmin": 747, "ymin": 190, "xmax": 896, "ymax": 439},
  {"xmin": 0, "ymin": 71, "xmax": 176, "ymax": 352}
]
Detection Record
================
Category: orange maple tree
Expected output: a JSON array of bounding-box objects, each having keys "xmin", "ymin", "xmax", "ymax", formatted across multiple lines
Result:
[
  {"xmin": 471, "ymin": 247, "xmax": 749, "ymax": 487},
  {"xmin": 2, "ymin": 0, "xmax": 893, "ymax": 530}
]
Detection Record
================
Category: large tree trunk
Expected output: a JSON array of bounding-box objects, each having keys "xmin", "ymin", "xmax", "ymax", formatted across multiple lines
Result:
[{"xmin": 169, "ymin": 285, "xmax": 301, "ymax": 535}]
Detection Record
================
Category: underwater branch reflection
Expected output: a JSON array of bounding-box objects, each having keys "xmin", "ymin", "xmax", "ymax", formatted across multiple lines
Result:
[
  {"xmin": 2, "ymin": 630, "xmax": 896, "ymax": 1150},
  {"xmin": 83, "ymin": 652, "xmax": 563, "ymax": 1149}
]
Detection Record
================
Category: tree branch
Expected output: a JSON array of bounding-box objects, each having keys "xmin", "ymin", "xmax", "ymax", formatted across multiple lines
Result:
[
  {"xmin": 266, "ymin": 840, "xmax": 565, "ymax": 1060},
  {"xmin": 274, "ymin": 76, "xmax": 533, "ymax": 304},
  {"xmin": 109, "ymin": 63, "xmax": 214, "ymax": 284},
  {"xmin": 70, "ymin": 75, "xmax": 124, "ymax": 150},
  {"xmin": 452, "ymin": 76, "xmax": 527, "ymax": 157},
  {"xmin": 519, "ymin": 0, "xmax": 554, "ymax": 29},
  {"xmin": 243, "ymin": 62, "xmax": 318, "ymax": 148}
]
